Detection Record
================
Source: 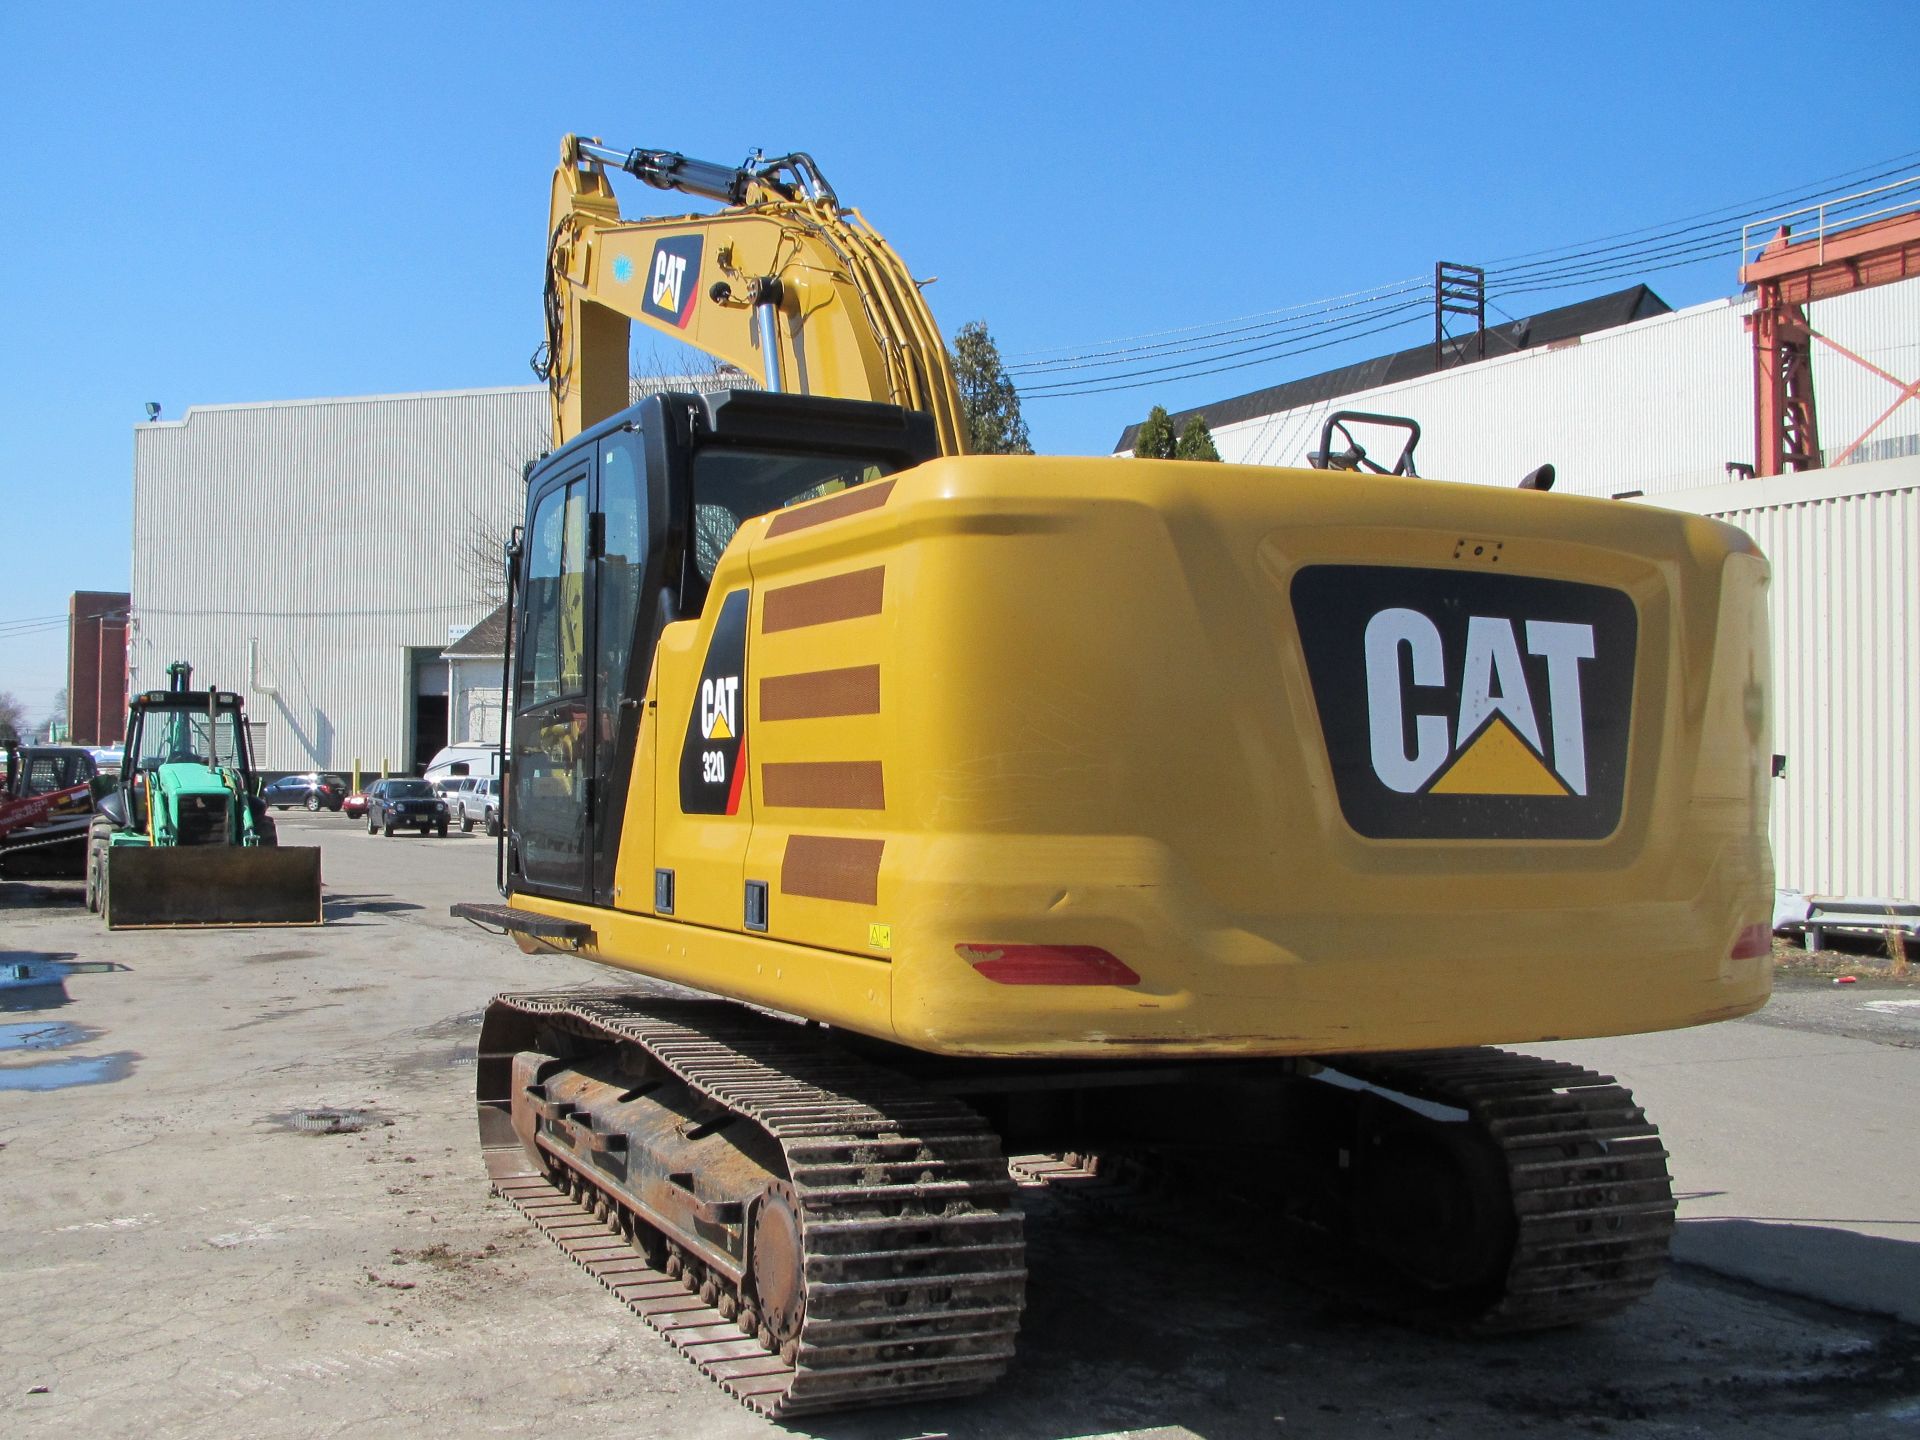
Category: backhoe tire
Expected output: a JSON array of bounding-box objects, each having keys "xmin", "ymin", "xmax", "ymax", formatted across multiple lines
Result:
[
  {"xmin": 84, "ymin": 820, "xmax": 113, "ymax": 913},
  {"xmin": 258, "ymin": 815, "xmax": 280, "ymax": 848},
  {"xmin": 305, "ymin": 794, "xmax": 321, "ymax": 812}
]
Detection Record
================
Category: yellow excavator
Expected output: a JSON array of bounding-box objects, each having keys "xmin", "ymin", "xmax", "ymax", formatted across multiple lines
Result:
[{"xmin": 453, "ymin": 135, "xmax": 1774, "ymax": 1417}]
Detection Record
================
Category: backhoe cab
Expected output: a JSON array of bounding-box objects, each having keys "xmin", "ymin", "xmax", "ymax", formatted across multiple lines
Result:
[{"xmin": 87, "ymin": 661, "xmax": 322, "ymax": 929}]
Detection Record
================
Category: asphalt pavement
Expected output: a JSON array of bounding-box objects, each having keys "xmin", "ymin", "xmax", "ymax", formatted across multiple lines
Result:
[
  {"xmin": 1543, "ymin": 977, "xmax": 1920, "ymax": 1325},
  {"xmin": 4, "ymin": 814, "xmax": 1918, "ymax": 1438}
]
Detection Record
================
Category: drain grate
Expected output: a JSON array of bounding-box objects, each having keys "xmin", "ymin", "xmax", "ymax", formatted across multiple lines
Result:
[{"xmin": 278, "ymin": 1107, "xmax": 388, "ymax": 1135}]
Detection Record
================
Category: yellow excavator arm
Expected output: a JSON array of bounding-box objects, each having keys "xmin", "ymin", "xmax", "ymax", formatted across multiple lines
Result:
[{"xmin": 540, "ymin": 135, "xmax": 967, "ymax": 453}]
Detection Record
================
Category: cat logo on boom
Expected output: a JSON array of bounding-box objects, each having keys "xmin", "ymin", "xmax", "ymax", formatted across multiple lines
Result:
[
  {"xmin": 1291, "ymin": 565, "xmax": 1638, "ymax": 840},
  {"xmin": 641, "ymin": 235, "xmax": 703, "ymax": 330}
]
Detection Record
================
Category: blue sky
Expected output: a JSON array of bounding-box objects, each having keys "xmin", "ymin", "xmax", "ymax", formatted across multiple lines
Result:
[{"xmin": 3, "ymin": 1, "xmax": 1917, "ymax": 717}]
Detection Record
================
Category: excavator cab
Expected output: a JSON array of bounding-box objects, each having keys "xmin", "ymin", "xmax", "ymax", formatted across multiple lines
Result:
[{"xmin": 501, "ymin": 388, "xmax": 938, "ymax": 909}]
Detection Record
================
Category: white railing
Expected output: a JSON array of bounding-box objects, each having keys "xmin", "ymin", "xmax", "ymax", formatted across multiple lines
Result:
[{"xmin": 1741, "ymin": 174, "xmax": 1920, "ymax": 268}]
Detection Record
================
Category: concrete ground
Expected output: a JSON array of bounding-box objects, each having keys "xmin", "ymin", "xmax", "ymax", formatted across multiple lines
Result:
[{"xmin": 3, "ymin": 813, "xmax": 1918, "ymax": 1439}]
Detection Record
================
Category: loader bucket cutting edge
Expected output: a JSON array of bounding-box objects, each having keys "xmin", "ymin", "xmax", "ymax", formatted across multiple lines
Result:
[{"xmin": 106, "ymin": 846, "xmax": 324, "ymax": 929}]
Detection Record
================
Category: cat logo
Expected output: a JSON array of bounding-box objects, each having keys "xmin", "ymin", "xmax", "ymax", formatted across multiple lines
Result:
[
  {"xmin": 1292, "ymin": 565, "xmax": 1637, "ymax": 841},
  {"xmin": 641, "ymin": 235, "xmax": 702, "ymax": 330},
  {"xmin": 681, "ymin": 589, "xmax": 749, "ymax": 815},
  {"xmin": 700, "ymin": 675, "xmax": 740, "ymax": 742},
  {"xmin": 1365, "ymin": 609, "xmax": 1593, "ymax": 796}
]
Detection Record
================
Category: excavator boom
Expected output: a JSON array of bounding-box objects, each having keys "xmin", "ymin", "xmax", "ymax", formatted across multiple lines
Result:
[{"xmin": 541, "ymin": 135, "xmax": 965, "ymax": 454}]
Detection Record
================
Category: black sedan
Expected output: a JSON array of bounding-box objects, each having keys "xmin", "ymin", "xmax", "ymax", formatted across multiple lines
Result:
[
  {"xmin": 262, "ymin": 773, "xmax": 347, "ymax": 812},
  {"xmin": 365, "ymin": 778, "xmax": 450, "ymax": 837}
]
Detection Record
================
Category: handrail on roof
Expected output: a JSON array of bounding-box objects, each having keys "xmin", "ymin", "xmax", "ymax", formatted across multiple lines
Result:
[{"xmin": 1739, "ymin": 173, "xmax": 1920, "ymax": 269}]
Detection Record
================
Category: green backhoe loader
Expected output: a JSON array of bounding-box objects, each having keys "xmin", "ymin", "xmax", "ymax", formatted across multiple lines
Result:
[{"xmin": 85, "ymin": 662, "xmax": 322, "ymax": 928}]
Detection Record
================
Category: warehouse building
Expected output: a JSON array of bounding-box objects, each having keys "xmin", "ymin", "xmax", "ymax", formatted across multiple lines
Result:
[
  {"xmin": 130, "ymin": 374, "xmax": 743, "ymax": 778},
  {"xmin": 1113, "ymin": 278, "xmax": 1919, "ymax": 494},
  {"xmin": 131, "ymin": 384, "xmax": 548, "ymax": 776},
  {"xmin": 1114, "ymin": 272, "xmax": 1920, "ymax": 903}
]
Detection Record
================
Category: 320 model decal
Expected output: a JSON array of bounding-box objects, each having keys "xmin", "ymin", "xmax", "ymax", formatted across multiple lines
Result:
[
  {"xmin": 1292, "ymin": 565, "xmax": 1637, "ymax": 840},
  {"xmin": 680, "ymin": 588, "xmax": 748, "ymax": 815}
]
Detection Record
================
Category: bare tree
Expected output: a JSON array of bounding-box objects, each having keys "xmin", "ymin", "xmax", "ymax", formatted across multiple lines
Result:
[
  {"xmin": 457, "ymin": 430, "xmax": 551, "ymax": 614},
  {"xmin": 0, "ymin": 691, "xmax": 26, "ymax": 748}
]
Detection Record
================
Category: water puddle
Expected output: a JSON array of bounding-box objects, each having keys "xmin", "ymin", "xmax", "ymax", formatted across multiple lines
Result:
[
  {"xmin": 0, "ymin": 957, "xmax": 126, "ymax": 1011},
  {"xmin": 0, "ymin": 1021, "xmax": 101, "ymax": 1053},
  {"xmin": 0, "ymin": 957, "xmax": 134, "ymax": 1087},
  {"xmin": 0, "ymin": 1051, "xmax": 138, "ymax": 1091}
]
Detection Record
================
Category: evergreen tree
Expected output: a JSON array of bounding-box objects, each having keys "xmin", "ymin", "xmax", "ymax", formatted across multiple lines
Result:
[
  {"xmin": 1134, "ymin": 405, "xmax": 1176, "ymax": 459},
  {"xmin": 1175, "ymin": 415, "xmax": 1221, "ymax": 461},
  {"xmin": 951, "ymin": 321, "xmax": 1032, "ymax": 454}
]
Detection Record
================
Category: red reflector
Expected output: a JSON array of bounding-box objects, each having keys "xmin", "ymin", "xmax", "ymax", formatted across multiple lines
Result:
[
  {"xmin": 1730, "ymin": 922, "xmax": 1772, "ymax": 960},
  {"xmin": 957, "ymin": 944, "xmax": 1140, "ymax": 986}
]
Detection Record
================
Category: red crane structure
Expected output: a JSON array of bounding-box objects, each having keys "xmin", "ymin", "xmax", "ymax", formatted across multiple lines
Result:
[{"xmin": 1741, "ymin": 180, "xmax": 1920, "ymax": 477}]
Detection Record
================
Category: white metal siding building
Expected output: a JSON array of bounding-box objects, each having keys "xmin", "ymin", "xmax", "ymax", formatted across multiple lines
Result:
[
  {"xmin": 131, "ymin": 386, "xmax": 548, "ymax": 775},
  {"xmin": 1655, "ymin": 457, "xmax": 1920, "ymax": 902},
  {"xmin": 1191, "ymin": 277, "xmax": 1920, "ymax": 498}
]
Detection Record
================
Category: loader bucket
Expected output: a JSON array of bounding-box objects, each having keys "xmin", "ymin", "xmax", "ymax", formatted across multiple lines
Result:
[{"xmin": 105, "ymin": 845, "xmax": 324, "ymax": 929}]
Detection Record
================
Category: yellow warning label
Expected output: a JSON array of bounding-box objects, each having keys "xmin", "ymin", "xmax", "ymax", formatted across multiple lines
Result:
[
  {"xmin": 1428, "ymin": 716, "xmax": 1569, "ymax": 796},
  {"xmin": 867, "ymin": 923, "xmax": 893, "ymax": 952}
]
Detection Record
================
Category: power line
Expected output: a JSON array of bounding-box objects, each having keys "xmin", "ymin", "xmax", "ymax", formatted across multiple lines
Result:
[
  {"xmin": 1012, "ymin": 153, "xmax": 1920, "ymax": 406},
  {"xmin": 1005, "ymin": 281, "xmax": 1431, "ymax": 376},
  {"xmin": 1009, "ymin": 292, "xmax": 1431, "ymax": 388},
  {"xmin": 1023, "ymin": 305, "xmax": 1431, "ymax": 400},
  {"xmin": 1481, "ymin": 147, "xmax": 1920, "ymax": 267},
  {"xmin": 1003, "ymin": 276, "xmax": 1429, "ymax": 363}
]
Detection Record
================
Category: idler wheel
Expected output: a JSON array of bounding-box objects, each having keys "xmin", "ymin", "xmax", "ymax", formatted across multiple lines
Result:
[{"xmin": 749, "ymin": 1181, "xmax": 806, "ymax": 1348}]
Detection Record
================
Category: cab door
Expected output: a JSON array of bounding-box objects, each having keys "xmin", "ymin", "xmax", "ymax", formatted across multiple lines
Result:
[
  {"xmin": 511, "ymin": 463, "xmax": 594, "ymax": 899},
  {"xmin": 510, "ymin": 425, "xmax": 662, "ymax": 907}
]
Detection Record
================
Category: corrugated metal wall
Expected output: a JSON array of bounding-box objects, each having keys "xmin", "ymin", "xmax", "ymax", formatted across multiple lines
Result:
[
  {"xmin": 1205, "ymin": 275, "xmax": 1920, "ymax": 499},
  {"xmin": 131, "ymin": 386, "xmax": 547, "ymax": 773},
  {"xmin": 1654, "ymin": 457, "xmax": 1920, "ymax": 901}
]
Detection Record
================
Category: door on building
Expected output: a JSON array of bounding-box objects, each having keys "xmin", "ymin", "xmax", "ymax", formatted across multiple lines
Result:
[{"xmin": 408, "ymin": 647, "xmax": 451, "ymax": 773}]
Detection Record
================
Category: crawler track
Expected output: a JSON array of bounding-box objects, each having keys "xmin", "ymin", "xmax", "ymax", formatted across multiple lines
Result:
[
  {"xmin": 1334, "ymin": 1047, "xmax": 1677, "ymax": 1332},
  {"xmin": 1014, "ymin": 1047, "xmax": 1675, "ymax": 1334},
  {"xmin": 480, "ymin": 991, "xmax": 1025, "ymax": 1418}
]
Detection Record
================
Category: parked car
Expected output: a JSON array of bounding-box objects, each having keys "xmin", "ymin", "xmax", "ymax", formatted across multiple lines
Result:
[
  {"xmin": 364, "ymin": 777, "xmax": 449, "ymax": 837},
  {"xmin": 342, "ymin": 788, "xmax": 369, "ymax": 820},
  {"xmin": 261, "ymin": 773, "xmax": 347, "ymax": 811},
  {"xmin": 453, "ymin": 775, "xmax": 501, "ymax": 835}
]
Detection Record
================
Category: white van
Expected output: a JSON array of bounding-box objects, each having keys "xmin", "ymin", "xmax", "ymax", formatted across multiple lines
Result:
[{"xmin": 423, "ymin": 744, "xmax": 500, "ymax": 784}]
